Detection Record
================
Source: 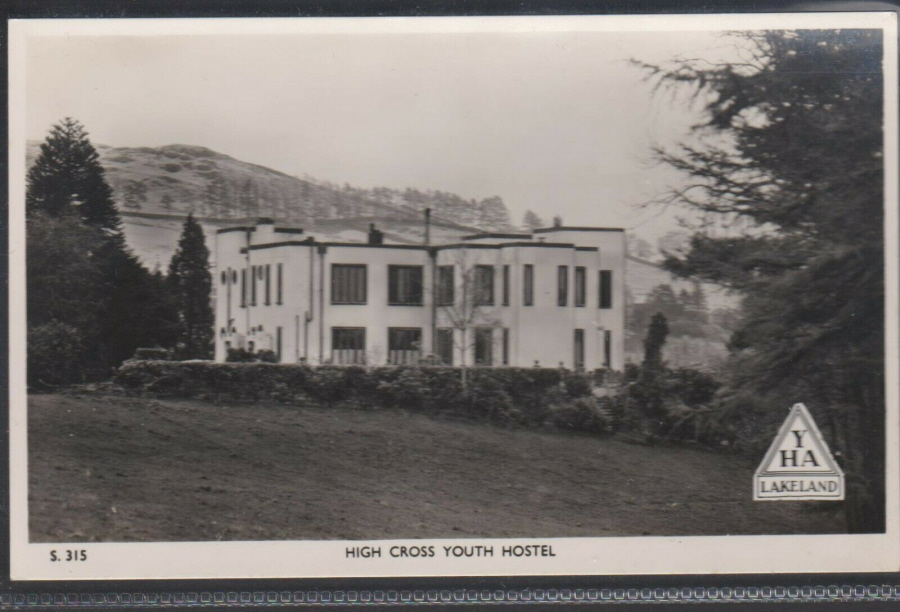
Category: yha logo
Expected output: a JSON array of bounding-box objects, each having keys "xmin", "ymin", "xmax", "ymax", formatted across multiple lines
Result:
[{"xmin": 753, "ymin": 403, "xmax": 844, "ymax": 501}]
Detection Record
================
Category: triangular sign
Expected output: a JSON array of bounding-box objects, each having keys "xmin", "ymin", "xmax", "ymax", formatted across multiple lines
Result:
[{"xmin": 753, "ymin": 403, "xmax": 844, "ymax": 500}]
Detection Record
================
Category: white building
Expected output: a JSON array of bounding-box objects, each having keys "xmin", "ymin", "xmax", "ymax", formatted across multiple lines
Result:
[{"xmin": 214, "ymin": 218, "xmax": 625, "ymax": 371}]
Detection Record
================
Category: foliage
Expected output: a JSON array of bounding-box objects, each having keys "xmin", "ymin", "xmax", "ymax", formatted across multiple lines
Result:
[
  {"xmin": 113, "ymin": 362, "xmax": 605, "ymax": 435},
  {"xmin": 642, "ymin": 312, "xmax": 669, "ymax": 370},
  {"xmin": 521, "ymin": 209, "xmax": 544, "ymax": 231},
  {"xmin": 133, "ymin": 348, "xmax": 173, "ymax": 361},
  {"xmin": 641, "ymin": 30, "xmax": 884, "ymax": 531},
  {"xmin": 26, "ymin": 119, "xmax": 181, "ymax": 385},
  {"xmin": 28, "ymin": 322, "xmax": 86, "ymax": 388},
  {"xmin": 168, "ymin": 214, "xmax": 214, "ymax": 359},
  {"xmin": 26, "ymin": 117, "xmax": 121, "ymax": 232}
]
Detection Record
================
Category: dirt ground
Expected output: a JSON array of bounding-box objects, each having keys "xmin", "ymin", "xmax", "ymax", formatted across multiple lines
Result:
[{"xmin": 28, "ymin": 393, "xmax": 846, "ymax": 542}]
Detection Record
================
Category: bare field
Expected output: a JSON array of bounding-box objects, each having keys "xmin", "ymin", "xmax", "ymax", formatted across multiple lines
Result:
[{"xmin": 28, "ymin": 393, "xmax": 845, "ymax": 542}]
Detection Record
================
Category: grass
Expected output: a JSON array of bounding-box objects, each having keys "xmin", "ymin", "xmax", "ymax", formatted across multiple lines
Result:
[{"xmin": 28, "ymin": 393, "xmax": 845, "ymax": 542}]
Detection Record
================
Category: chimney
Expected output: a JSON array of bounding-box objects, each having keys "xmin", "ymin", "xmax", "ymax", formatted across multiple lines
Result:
[
  {"xmin": 368, "ymin": 223, "xmax": 384, "ymax": 245},
  {"xmin": 424, "ymin": 208, "xmax": 432, "ymax": 245}
]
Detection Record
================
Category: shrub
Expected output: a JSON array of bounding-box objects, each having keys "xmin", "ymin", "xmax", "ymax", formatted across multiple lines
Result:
[
  {"xmin": 256, "ymin": 350, "xmax": 278, "ymax": 363},
  {"xmin": 133, "ymin": 347, "xmax": 172, "ymax": 361},
  {"xmin": 28, "ymin": 322, "xmax": 85, "ymax": 388},
  {"xmin": 466, "ymin": 372, "xmax": 518, "ymax": 423},
  {"xmin": 549, "ymin": 397, "xmax": 613, "ymax": 434}
]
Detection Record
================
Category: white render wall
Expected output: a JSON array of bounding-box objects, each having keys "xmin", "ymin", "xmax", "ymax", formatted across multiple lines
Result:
[{"xmin": 215, "ymin": 222, "xmax": 625, "ymax": 370}]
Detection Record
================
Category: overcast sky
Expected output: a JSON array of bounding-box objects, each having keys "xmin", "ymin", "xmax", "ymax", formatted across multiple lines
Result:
[{"xmin": 25, "ymin": 26, "xmax": 737, "ymax": 242}]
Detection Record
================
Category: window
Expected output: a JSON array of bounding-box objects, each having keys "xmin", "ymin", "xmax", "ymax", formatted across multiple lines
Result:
[
  {"xmin": 240, "ymin": 269, "xmax": 247, "ymax": 307},
  {"xmin": 332, "ymin": 264, "xmax": 367, "ymax": 304},
  {"xmin": 436, "ymin": 265, "xmax": 455, "ymax": 306},
  {"xmin": 502, "ymin": 328, "xmax": 510, "ymax": 365},
  {"xmin": 474, "ymin": 265, "xmax": 494, "ymax": 306},
  {"xmin": 502, "ymin": 265, "xmax": 510, "ymax": 306},
  {"xmin": 388, "ymin": 265, "xmax": 423, "ymax": 305},
  {"xmin": 558, "ymin": 266, "xmax": 568, "ymax": 306},
  {"xmin": 474, "ymin": 328, "xmax": 493, "ymax": 366},
  {"xmin": 276, "ymin": 263, "xmax": 283, "ymax": 305},
  {"xmin": 523, "ymin": 264, "xmax": 534, "ymax": 306},
  {"xmin": 251, "ymin": 265, "xmax": 257, "ymax": 305},
  {"xmin": 276, "ymin": 326, "xmax": 283, "ymax": 362},
  {"xmin": 265, "ymin": 264, "xmax": 271, "ymax": 305},
  {"xmin": 388, "ymin": 328, "xmax": 422, "ymax": 364},
  {"xmin": 575, "ymin": 266, "xmax": 586, "ymax": 307},
  {"xmin": 332, "ymin": 327, "xmax": 366, "ymax": 365},
  {"xmin": 599, "ymin": 270, "xmax": 613, "ymax": 309},
  {"xmin": 574, "ymin": 329, "xmax": 585, "ymax": 370},
  {"xmin": 604, "ymin": 330, "xmax": 612, "ymax": 369},
  {"xmin": 436, "ymin": 328, "xmax": 454, "ymax": 365}
]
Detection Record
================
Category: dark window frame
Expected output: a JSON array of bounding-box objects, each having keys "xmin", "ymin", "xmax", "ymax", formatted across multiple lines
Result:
[
  {"xmin": 502, "ymin": 328, "xmax": 509, "ymax": 365},
  {"xmin": 523, "ymin": 264, "xmax": 534, "ymax": 306},
  {"xmin": 240, "ymin": 269, "xmax": 247, "ymax": 308},
  {"xmin": 474, "ymin": 327, "xmax": 493, "ymax": 366},
  {"xmin": 502, "ymin": 265, "xmax": 510, "ymax": 306},
  {"xmin": 436, "ymin": 327, "xmax": 454, "ymax": 366},
  {"xmin": 388, "ymin": 265, "xmax": 424, "ymax": 306},
  {"xmin": 599, "ymin": 270, "xmax": 613, "ymax": 309},
  {"xmin": 251, "ymin": 265, "xmax": 257, "ymax": 306},
  {"xmin": 276, "ymin": 263, "xmax": 283, "ymax": 305},
  {"xmin": 276, "ymin": 326, "xmax": 283, "ymax": 361},
  {"xmin": 558, "ymin": 265, "xmax": 568, "ymax": 307},
  {"xmin": 575, "ymin": 266, "xmax": 586, "ymax": 307},
  {"xmin": 387, "ymin": 327, "xmax": 423, "ymax": 364},
  {"xmin": 574, "ymin": 328, "xmax": 585, "ymax": 370},
  {"xmin": 436, "ymin": 265, "xmax": 455, "ymax": 306},
  {"xmin": 265, "ymin": 264, "xmax": 271, "ymax": 305},
  {"xmin": 331, "ymin": 264, "xmax": 368, "ymax": 305},
  {"xmin": 473, "ymin": 265, "xmax": 495, "ymax": 306},
  {"xmin": 603, "ymin": 329, "xmax": 612, "ymax": 369},
  {"xmin": 332, "ymin": 327, "xmax": 367, "ymax": 365}
]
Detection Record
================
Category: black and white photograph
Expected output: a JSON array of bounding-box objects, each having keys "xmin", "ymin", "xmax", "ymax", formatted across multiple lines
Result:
[{"xmin": 7, "ymin": 12, "xmax": 899, "ymax": 579}]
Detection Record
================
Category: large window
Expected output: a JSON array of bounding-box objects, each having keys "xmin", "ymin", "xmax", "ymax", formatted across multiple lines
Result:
[
  {"xmin": 474, "ymin": 265, "xmax": 495, "ymax": 306},
  {"xmin": 436, "ymin": 328, "xmax": 454, "ymax": 365},
  {"xmin": 599, "ymin": 270, "xmax": 613, "ymax": 309},
  {"xmin": 523, "ymin": 264, "xmax": 534, "ymax": 306},
  {"xmin": 436, "ymin": 265, "xmax": 455, "ymax": 306},
  {"xmin": 388, "ymin": 265, "xmax": 423, "ymax": 305},
  {"xmin": 502, "ymin": 265, "xmax": 510, "ymax": 306},
  {"xmin": 332, "ymin": 264, "xmax": 367, "ymax": 304},
  {"xmin": 557, "ymin": 265, "xmax": 568, "ymax": 307},
  {"xmin": 388, "ymin": 328, "xmax": 422, "ymax": 364},
  {"xmin": 574, "ymin": 329, "xmax": 585, "ymax": 370},
  {"xmin": 332, "ymin": 327, "xmax": 366, "ymax": 365},
  {"xmin": 474, "ymin": 328, "xmax": 493, "ymax": 366},
  {"xmin": 575, "ymin": 266, "xmax": 586, "ymax": 307},
  {"xmin": 603, "ymin": 330, "xmax": 612, "ymax": 369}
]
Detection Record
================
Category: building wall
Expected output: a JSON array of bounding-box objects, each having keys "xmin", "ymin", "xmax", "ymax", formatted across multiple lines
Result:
[{"xmin": 215, "ymin": 222, "xmax": 626, "ymax": 370}]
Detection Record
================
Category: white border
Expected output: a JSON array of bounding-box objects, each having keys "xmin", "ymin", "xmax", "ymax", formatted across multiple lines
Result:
[{"xmin": 8, "ymin": 12, "xmax": 900, "ymax": 580}]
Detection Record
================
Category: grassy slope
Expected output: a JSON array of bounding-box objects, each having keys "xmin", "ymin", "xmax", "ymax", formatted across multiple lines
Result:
[{"xmin": 28, "ymin": 394, "xmax": 844, "ymax": 543}]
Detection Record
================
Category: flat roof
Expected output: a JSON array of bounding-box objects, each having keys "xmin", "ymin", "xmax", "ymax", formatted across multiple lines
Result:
[
  {"xmin": 461, "ymin": 232, "xmax": 533, "ymax": 240},
  {"xmin": 533, "ymin": 226, "xmax": 625, "ymax": 233},
  {"xmin": 240, "ymin": 239, "xmax": 586, "ymax": 253}
]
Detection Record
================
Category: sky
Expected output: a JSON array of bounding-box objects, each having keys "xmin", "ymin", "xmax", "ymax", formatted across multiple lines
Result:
[{"xmin": 24, "ymin": 24, "xmax": 738, "ymax": 244}]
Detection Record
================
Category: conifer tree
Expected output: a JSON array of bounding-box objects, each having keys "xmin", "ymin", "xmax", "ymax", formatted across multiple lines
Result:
[
  {"xmin": 168, "ymin": 214, "xmax": 214, "ymax": 359},
  {"xmin": 26, "ymin": 117, "xmax": 121, "ymax": 233},
  {"xmin": 522, "ymin": 210, "xmax": 544, "ymax": 231}
]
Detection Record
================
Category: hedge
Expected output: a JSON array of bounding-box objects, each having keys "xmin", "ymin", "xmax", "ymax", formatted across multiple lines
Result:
[{"xmin": 113, "ymin": 361, "xmax": 611, "ymax": 431}]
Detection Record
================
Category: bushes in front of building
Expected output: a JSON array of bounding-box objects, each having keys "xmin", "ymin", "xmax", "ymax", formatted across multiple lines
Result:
[{"xmin": 112, "ymin": 360, "xmax": 609, "ymax": 433}]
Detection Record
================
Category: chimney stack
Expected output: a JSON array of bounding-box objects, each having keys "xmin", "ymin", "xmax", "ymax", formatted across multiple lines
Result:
[
  {"xmin": 424, "ymin": 208, "xmax": 432, "ymax": 245},
  {"xmin": 368, "ymin": 223, "xmax": 384, "ymax": 245}
]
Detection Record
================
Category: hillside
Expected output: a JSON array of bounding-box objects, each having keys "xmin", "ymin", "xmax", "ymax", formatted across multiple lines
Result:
[{"xmin": 26, "ymin": 141, "xmax": 513, "ymax": 232}]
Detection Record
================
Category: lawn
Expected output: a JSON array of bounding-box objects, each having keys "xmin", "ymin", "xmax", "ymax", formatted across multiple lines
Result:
[{"xmin": 28, "ymin": 393, "xmax": 845, "ymax": 542}]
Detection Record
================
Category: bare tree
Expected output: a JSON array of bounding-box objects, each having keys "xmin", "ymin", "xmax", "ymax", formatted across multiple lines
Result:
[{"xmin": 435, "ymin": 249, "xmax": 503, "ymax": 391}]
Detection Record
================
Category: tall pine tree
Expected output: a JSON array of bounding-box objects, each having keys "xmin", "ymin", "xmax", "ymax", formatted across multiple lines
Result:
[
  {"xmin": 26, "ymin": 118, "xmax": 121, "ymax": 233},
  {"xmin": 26, "ymin": 118, "xmax": 178, "ymax": 384},
  {"xmin": 168, "ymin": 214, "xmax": 214, "ymax": 359}
]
